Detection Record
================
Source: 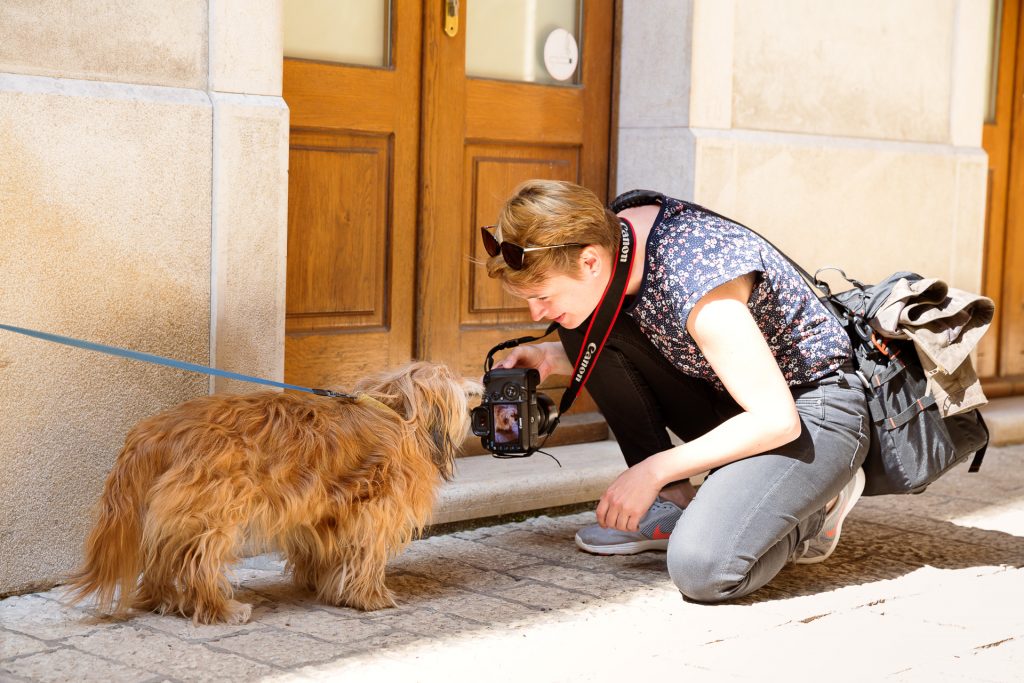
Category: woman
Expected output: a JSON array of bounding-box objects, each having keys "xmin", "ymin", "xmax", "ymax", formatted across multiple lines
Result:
[{"xmin": 483, "ymin": 179, "xmax": 870, "ymax": 602}]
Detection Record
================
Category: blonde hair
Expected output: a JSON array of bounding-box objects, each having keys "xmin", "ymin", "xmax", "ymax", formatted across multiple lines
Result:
[{"xmin": 485, "ymin": 179, "xmax": 620, "ymax": 289}]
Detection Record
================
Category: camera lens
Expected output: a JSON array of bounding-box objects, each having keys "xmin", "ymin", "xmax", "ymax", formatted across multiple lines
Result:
[{"xmin": 536, "ymin": 393, "xmax": 559, "ymax": 436}]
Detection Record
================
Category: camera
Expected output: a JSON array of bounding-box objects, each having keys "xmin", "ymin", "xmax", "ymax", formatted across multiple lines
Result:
[{"xmin": 470, "ymin": 367, "xmax": 559, "ymax": 455}]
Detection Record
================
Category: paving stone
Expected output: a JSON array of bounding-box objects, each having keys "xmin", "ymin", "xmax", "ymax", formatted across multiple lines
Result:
[
  {"xmin": 363, "ymin": 608, "xmax": 485, "ymax": 637},
  {"xmin": 393, "ymin": 557, "xmax": 532, "ymax": 593},
  {"xmin": 506, "ymin": 562, "xmax": 651, "ymax": 598},
  {"xmin": 65, "ymin": 625, "xmax": 274, "ymax": 682},
  {"xmin": 0, "ymin": 595, "xmax": 116, "ymax": 641},
  {"xmin": 393, "ymin": 536, "xmax": 539, "ymax": 572},
  {"xmin": 0, "ymin": 630, "xmax": 54, "ymax": 659},
  {"xmin": 1, "ymin": 648, "xmax": 151, "ymax": 683},
  {"xmin": 253, "ymin": 609, "xmax": 392, "ymax": 643},
  {"xmin": 209, "ymin": 628, "xmax": 347, "ymax": 668},
  {"xmin": 492, "ymin": 580, "xmax": 597, "ymax": 612}
]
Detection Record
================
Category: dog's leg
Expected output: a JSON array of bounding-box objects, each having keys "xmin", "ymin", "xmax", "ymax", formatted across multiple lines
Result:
[
  {"xmin": 143, "ymin": 484, "xmax": 253, "ymax": 625},
  {"xmin": 282, "ymin": 525, "xmax": 326, "ymax": 594},
  {"xmin": 320, "ymin": 547, "xmax": 396, "ymax": 612}
]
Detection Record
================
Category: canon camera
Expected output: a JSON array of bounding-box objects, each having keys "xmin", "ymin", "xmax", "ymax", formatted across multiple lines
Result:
[{"xmin": 470, "ymin": 367, "xmax": 559, "ymax": 456}]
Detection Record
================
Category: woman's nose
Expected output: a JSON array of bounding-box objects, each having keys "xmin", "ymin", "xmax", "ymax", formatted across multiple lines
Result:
[{"xmin": 527, "ymin": 300, "xmax": 546, "ymax": 321}]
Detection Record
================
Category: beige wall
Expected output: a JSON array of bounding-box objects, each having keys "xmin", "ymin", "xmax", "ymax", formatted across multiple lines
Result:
[
  {"xmin": 0, "ymin": 1, "xmax": 288, "ymax": 595},
  {"xmin": 618, "ymin": 0, "xmax": 990, "ymax": 292}
]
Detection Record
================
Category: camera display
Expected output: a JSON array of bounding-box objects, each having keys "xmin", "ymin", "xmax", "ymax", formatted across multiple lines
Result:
[{"xmin": 471, "ymin": 367, "xmax": 558, "ymax": 455}]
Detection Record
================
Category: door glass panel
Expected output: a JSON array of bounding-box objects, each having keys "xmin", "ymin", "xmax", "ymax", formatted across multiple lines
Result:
[
  {"xmin": 284, "ymin": 0, "xmax": 391, "ymax": 67},
  {"xmin": 467, "ymin": 0, "xmax": 582, "ymax": 86}
]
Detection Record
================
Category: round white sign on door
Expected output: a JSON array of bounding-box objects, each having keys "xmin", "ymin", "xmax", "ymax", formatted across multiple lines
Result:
[{"xmin": 543, "ymin": 28, "xmax": 579, "ymax": 82}]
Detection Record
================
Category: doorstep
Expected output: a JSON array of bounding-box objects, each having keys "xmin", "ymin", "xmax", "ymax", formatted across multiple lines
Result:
[
  {"xmin": 433, "ymin": 395, "xmax": 1024, "ymax": 527},
  {"xmin": 432, "ymin": 439, "xmax": 624, "ymax": 525},
  {"xmin": 980, "ymin": 394, "xmax": 1024, "ymax": 446}
]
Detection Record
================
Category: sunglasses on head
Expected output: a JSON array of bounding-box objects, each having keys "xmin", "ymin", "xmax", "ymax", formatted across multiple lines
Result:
[{"xmin": 480, "ymin": 225, "xmax": 586, "ymax": 271}]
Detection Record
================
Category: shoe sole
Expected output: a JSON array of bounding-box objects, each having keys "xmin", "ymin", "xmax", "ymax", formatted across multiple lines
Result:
[
  {"xmin": 795, "ymin": 468, "xmax": 866, "ymax": 565},
  {"xmin": 574, "ymin": 534, "xmax": 669, "ymax": 555}
]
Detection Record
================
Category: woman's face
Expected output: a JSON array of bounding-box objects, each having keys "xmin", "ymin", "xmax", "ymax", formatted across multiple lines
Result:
[{"xmin": 508, "ymin": 252, "xmax": 608, "ymax": 329}]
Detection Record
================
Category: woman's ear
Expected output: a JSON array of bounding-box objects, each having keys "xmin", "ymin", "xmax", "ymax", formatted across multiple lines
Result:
[{"xmin": 579, "ymin": 246, "xmax": 602, "ymax": 279}]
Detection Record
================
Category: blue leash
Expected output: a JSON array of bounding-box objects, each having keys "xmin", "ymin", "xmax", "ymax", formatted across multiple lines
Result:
[{"xmin": 0, "ymin": 323, "xmax": 356, "ymax": 399}]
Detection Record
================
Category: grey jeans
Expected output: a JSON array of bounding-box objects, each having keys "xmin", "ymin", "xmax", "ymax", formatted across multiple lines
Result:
[{"xmin": 559, "ymin": 314, "xmax": 870, "ymax": 602}]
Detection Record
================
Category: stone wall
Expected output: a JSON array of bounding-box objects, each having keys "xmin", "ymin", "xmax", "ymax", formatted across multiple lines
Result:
[
  {"xmin": 0, "ymin": 0, "xmax": 288, "ymax": 595},
  {"xmin": 617, "ymin": 0, "xmax": 989, "ymax": 292}
]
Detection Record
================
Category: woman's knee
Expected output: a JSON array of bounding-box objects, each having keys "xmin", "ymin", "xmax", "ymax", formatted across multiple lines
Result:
[{"xmin": 666, "ymin": 536, "xmax": 737, "ymax": 603}]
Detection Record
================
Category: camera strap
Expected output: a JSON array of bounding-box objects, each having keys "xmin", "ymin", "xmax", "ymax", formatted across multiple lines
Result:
[{"xmin": 554, "ymin": 218, "xmax": 637, "ymax": 420}]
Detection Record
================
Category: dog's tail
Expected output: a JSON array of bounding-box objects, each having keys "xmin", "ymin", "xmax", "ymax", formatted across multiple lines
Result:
[{"xmin": 64, "ymin": 427, "xmax": 162, "ymax": 615}]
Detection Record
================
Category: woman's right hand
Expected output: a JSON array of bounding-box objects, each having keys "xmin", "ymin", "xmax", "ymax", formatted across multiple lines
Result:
[{"xmin": 493, "ymin": 342, "xmax": 573, "ymax": 382}]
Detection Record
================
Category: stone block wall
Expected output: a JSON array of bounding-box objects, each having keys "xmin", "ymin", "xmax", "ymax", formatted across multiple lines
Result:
[
  {"xmin": 617, "ymin": 0, "xmax": 989, "ymax": 291},
  {"xmin": 0, "ymin": 0, "xmax": 288, "ymax": 594}
]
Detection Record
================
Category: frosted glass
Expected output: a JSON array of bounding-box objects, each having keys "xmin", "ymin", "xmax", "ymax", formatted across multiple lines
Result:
[
  {"xmin": 284, "ymin": 0, "xmax": 390, "ymax": 67},
  {"xmin": 467, "ymin": 0, "xmax": 581, "ymax": 86}
]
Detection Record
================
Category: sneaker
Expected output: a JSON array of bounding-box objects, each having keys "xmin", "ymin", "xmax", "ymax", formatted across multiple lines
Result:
[
  {"xmin": 794, "ymin": 467, "xmax": 866, "ymax": 565},
  {"xmin": 574, "ymin": 497, "xmax": 684, "ymax": 555}
]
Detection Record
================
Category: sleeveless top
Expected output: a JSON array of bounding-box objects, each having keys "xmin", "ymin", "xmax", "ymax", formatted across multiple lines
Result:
[{"xmin": 625, "ymin": 195, "xmax": 851, "ymax": 389}]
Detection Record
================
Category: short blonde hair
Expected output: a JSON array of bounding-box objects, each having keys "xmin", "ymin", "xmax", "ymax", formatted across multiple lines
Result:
[{"xmin": 485, "ymin": 179, "xmax": 620, "ymax": 289}]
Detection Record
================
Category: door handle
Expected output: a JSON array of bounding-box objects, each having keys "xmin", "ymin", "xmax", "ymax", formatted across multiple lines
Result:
[{"xmin": 444, "ymin": 0, "xmax": 458, "ymax": 37}]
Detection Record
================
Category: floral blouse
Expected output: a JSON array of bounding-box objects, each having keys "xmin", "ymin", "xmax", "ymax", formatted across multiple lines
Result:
[{"xmin": 625, "ymin": 195, "xmax": 851, "ymax": 389}]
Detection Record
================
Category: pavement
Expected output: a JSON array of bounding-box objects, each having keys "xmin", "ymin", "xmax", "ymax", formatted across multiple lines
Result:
[{"xmin": 2, "ymin": 443, "xmax": 1024, "ymax": 683}]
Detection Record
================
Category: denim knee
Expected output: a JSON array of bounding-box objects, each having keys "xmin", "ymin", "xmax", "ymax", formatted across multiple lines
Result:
[{"xmin": 666, "ymin": 535, "xmax": 735, "ymax": 603}]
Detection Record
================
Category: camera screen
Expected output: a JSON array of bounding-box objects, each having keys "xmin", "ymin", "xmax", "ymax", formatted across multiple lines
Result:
[{"xmin": 492, "ymin": 403, "xmax": 521, "ymax": 444}]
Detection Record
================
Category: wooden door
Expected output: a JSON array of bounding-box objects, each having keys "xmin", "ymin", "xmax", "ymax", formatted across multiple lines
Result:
[
  {"xmin": 282, "ymin": 2, "xmax": 422, "ymax": 389},
  {"xmin": 981, "ymin": 0, "xmax": 1024, "ymax": 395},
  {"xmin": 418, "ymin": 1, "xmax": 615, "ymax": 438}
]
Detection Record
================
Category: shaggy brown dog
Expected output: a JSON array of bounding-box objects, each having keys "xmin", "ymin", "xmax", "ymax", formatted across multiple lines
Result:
[{"xmin": 65, "ymin": 361, "xmax": 477, "ymax": 625}]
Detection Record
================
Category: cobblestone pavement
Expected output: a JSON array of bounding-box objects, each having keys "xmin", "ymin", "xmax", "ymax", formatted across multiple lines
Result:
[{"xmin": 3, "ymin": 444, "xmax": 1023, "ymax": 682}]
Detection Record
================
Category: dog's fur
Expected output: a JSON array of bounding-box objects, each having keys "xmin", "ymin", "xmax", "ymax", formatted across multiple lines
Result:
[{"xmin": 65, "ymin": 361, "xmax": 477, "ymax": 624}]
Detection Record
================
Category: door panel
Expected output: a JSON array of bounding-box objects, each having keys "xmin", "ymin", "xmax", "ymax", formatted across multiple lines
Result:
[
  {"xmin": 283, "ymin": 2, "xmax": 421, "ymax": 390},
  {"xmin": 465, "ymin": 146, "xmax": 579, "ymax": 326},
  {"xmin": 980, "ymin": 0, "xmax": 1024, "ymax": 392},
  {"xmin": 419, "ymin": 0, "xmax": 613, "ymax": 401},
  {"xmin": 286, "ymin": 130, "xmax": 391, "ymax": 332}
]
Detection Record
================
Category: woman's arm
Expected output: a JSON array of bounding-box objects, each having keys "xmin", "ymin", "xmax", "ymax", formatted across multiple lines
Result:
[{"xmin": 597, "ymin": 273, "xmax": 802, "ymax": 532}]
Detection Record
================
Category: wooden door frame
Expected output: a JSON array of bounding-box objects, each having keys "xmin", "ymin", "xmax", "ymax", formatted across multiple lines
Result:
[{"xmin": 982, "ymin": 0, "xmax": 1024, "ymax": 396}]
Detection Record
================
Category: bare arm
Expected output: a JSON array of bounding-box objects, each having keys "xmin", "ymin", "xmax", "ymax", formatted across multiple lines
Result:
[{"xmin": 597, "ymin": 273, "xmax": 801, "ymax": 531}]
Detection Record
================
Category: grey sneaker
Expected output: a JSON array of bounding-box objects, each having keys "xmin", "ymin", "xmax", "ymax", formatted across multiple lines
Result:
[
  {"xmin": 795, "ymin": 468, "xmax": 866, "ymax": 565},
  {"xmin": 574, "ymin": 497, "xmax": 684, "ymax": 555}
]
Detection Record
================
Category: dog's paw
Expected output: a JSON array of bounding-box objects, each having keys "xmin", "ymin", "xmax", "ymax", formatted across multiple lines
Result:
[
  {"xmin": 224, "ymin": 599, "xmax": 253, "ymax": 624},
  {"xmin": 345, "ymin": 588, "xmax": 397, "ymax": 612}
]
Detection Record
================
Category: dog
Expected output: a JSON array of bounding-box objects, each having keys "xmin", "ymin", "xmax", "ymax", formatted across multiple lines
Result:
[{"xmin": 65, "ymin": 361, "xmax": 478, "ymax": 625}]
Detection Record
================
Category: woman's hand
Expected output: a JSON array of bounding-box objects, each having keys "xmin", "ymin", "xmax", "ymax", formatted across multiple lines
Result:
[
  {"xmin": 493, "ymin": 341, "xmax": 573, "ymax": 382},
  {"xmin": 596, "ymin": 460, "xmax": 664, "ymax": 532}
]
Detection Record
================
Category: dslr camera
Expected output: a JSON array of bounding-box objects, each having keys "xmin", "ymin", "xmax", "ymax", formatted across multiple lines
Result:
[{"xmin": 470, "ymin": 367, "xmax": 559, "ymax": 456}]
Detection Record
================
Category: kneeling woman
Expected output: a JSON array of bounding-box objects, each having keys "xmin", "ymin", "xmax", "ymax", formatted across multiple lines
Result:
[{"xmin": 484, "ymin": 180, "xmax": 870, "ymax": 602}]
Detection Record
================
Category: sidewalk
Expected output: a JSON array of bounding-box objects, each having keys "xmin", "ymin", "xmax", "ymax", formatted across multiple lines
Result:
[{"xmin": 2, "ymin": 444, "xmax": 1023, "ymax": 682}]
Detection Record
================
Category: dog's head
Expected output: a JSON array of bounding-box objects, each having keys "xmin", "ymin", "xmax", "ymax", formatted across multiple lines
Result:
[{"xmin": 354, "ymin": 361, "xmax": 481, "ymax": 480}]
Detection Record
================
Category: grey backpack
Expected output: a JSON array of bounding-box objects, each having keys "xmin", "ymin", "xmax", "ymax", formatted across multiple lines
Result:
[{"xmin": 817, "ymin": 270, "xmax": 988, "ymax": 495}]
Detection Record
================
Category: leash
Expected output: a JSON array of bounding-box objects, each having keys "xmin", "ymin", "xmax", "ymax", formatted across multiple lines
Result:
[{"xmin": 0, "ymin": 322, "xmax": 360, "ymax": 400}]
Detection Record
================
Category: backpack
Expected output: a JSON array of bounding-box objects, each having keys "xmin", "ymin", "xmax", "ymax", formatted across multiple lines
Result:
[
  {"xmin": 815, "ymin": 270, "xmax": 989, "ymax": 495},
  {"xmin": 609, "ymin": 190, "xmax": 990, "ymax": 495}
]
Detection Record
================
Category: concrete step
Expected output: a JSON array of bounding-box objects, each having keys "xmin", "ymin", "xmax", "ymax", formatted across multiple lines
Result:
[{"xmin": 434, "ymin": 395, "xmax": 1024, "ymax": 526}]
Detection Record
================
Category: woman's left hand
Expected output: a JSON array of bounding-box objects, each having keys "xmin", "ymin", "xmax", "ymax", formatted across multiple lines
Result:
[{"xmin": 596, "ymin": 460, "xmax": 663, "ymax": 532}]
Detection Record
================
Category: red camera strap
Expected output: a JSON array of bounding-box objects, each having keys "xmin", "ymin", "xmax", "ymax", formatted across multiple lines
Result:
[{"xmin": 556, "ymin": 218, "xmax": 637, "ymax": 417}]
